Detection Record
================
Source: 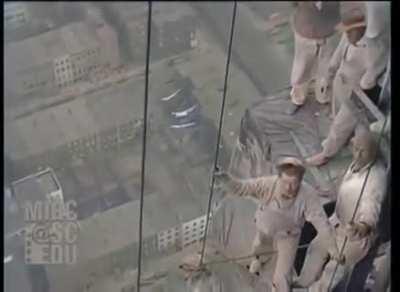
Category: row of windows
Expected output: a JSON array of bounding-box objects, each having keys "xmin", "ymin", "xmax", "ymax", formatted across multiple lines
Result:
[
  {"xmin": 56, "ymin": 72, "xmax": 73, "ymax": 82},
  {"xmin": 57, "ymin": 75, "xmax": 87, "ymax": 88},
  {"xmin": 57, "ymin": 80, "xmax": 75, "ymax": 88},
  {"xmin": 56, "ymin": 63, "xmax": 101, "ymax": 76},
  {"xmin": 73, "ymin": 48, "xmax": 101, "ymax": 62},
  {"xmin": 22, "ymin": 80, "xmax": 47, "ymax": 90},
  {"xmin": 56, "ymin": 58, "xmax": 70, "ymax": 67},
  {"xmin": 54, "ymin": 49, "xmax": 102, "ymax": 74}
]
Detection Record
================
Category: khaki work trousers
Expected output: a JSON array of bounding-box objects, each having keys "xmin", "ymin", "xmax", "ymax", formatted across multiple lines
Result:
[
  {"xmin": 360, "ymin": 34, "xmax": 390, "ymax": 89},
  {"xmin": 252, "ymin": 230, "xmax": 300, "ymax": 292},
  {"xmin": 296, "ymin": 223, "xmax": 372, "ymax": 292},
  {"xmin": 290, "ymin": 32, "xmax": 337, "ymax": 105},
  {"xmin": 320, "ymin": 75, "xmax": 368, "ymax": 158}
]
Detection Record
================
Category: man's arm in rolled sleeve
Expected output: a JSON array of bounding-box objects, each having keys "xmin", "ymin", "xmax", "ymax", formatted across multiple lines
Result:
[
  {"xmin": 223, "ymin": 174, "xmax": 274, "ymax": 200},
  {"xmin": 304, "ymin": 189, "xmax": 340, "ymax": 257},
  {"xmin": 358, "ymin": 164, "xmax": 387, "ymax": 230}
]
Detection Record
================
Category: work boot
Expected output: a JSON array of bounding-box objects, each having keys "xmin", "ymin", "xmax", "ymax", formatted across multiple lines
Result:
[
  {"xmin": 306, "ymin": 152, "xmax": 329, "ymax": 166},
  {"xmin": 249, "ymin": 258, "xmax": 262, "ymax": 274}
]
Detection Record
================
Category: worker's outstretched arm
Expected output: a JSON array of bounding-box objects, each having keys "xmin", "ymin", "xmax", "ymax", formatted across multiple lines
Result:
[{"xmin": 214, "ymin": 171, "xmax": 270, "ymax": 200}]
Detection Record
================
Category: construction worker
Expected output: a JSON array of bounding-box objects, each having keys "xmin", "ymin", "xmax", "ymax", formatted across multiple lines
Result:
[
  {"xmin": 295, "ymin": 129, "xmax": 387, "ymax": 291},
  {"xmin": 306, "ymin": 10, "xmax": 385, "ymax": 166},
  {"xmin": 288, "ymin": 1, "xmax": 341, "ymax": 115},
  {"xmin": 215, "ymin": 157, "xmax": 341, "ymax": 292}
]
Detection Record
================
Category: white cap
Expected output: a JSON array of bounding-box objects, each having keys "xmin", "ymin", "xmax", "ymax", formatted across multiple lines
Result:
[{"xmin": 276, "ymin": 157, "xmax": 305, "ymax": 172}]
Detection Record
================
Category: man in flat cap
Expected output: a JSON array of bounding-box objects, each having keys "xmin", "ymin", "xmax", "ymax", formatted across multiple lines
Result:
[
  {"xmin": 306, "ymin": 9, "xmax": 383, "ymax": 166},
  {"xmin": 295, "ymin": 129, "xmax": 387, "ymax": 291},
  {"xmin": 215, "ymin": 157, "xmax": 341, "ymax": 292},
  {"xmin": 288, "ymin": 1, "xmax": 341, "ymax": 114}
]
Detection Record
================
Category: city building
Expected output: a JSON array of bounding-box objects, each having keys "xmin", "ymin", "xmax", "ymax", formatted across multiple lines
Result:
[
  {"xmin": 152, "ymin": 5, "xmax": 198, "ymax": 59},
  {"xmin": 4, "ymin": 2, "xmax": 30, "ymax": 30},
  {"xmin": 5, "ymin": 20, "xmax": 120, "ymax": 98},
  {"xmin": 44, "ymin": 196, "xmax": 207, "ymax": 292},
  {"xmin": 110, "ymin": 2, "xmax": 197, "ymax": 63},
  {"xmin": 5, "ymin": 168, "xmax": 63, "ymax": 248},
  {"xmin": 12, "ymin": 167, "xmax": 64, "ymax": 206}
]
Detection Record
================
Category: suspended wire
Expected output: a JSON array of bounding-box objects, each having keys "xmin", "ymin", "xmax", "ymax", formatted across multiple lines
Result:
[
  {"xmin": 136, "ymin": 2, "xmax": 152, "ymax": 291},
  {"xmin": 199, "ymin": 1, "xmax": 238, "ymax": 266},
  {"xmin": 201, "ymin": 242, "xmax": 310, "ymax": 266},
  {"xmin": 327, "ymin": 105, "xmax": 389, "ymax": 291}
]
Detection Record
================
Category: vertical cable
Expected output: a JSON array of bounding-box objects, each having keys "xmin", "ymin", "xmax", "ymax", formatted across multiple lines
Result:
[
  {"xmin": 200, "ymin": 1, "xmax": 238, "ymax": 265},
  {"xmin": 136, "ymin": 2, "xmax": 152, "ymax": 291}
]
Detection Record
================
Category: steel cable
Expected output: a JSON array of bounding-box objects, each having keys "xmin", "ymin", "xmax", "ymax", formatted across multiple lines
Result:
[
  {"xmin": 200, "ymin": 1, "xmax": 238, "ymax": 266},
  {"xmin": 201, "ymin": 243, "xmax": 310, "ymax": 267},
  {"xmin": 136, "ymin": 2, "xmax": 152, "ymax": 291}
]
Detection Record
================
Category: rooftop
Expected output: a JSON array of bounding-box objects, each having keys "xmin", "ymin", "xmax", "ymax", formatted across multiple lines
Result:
[
  {"xmin": 5, "ymin": 62, "xmax": 181, "ymax": 161},
  {"xmin": 12, "ymin": 168, "xmax": 60, "ymax": 209},
  {"xmin": 5, "ymin": 21, "xmax": 99, "ymax": 73}
]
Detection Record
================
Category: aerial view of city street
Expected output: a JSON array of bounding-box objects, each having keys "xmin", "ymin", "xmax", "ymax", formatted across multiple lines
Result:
[{"xmin": 4, "ymin": 2, "xmax": 391, "ymax": 292}]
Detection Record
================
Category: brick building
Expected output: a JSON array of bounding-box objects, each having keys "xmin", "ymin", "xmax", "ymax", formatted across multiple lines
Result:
[{"xmin": 5, "ymin": 21, "xmax": 120, "ymax": 98}]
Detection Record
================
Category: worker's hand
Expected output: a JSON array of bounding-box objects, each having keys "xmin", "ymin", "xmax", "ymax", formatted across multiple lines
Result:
[
  {"xmin": 214, "ymin": 170, "xmax": 230, "ymax": 185},
  {"xmin": 346, "ymin": 222, "xmax": 372, "ymax": 239},
  {"xmin": 329, "ymin": 249, "xmax": 345, "ymax": 265}
]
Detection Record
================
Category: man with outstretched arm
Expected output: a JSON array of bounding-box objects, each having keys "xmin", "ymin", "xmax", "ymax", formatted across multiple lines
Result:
[{"xmin": 215, "ymin": 157, "xmax": 342, "ymax": 292}]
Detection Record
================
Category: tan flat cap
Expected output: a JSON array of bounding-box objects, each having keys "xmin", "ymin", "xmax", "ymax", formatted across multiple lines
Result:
[{"xmin": 276, "ymin": 156, "xmax": 305, "ymax": 171}]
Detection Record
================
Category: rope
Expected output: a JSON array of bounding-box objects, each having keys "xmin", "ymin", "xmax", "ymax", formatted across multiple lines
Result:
[
  {"xmin": 136, "ymin": 2, "xmax": 152, "ymax": 291},
  {"xmin": 327, "ymin": 112, "xmax": 389, "ymax": 292},
  {"xmin": 179, "ymin": 243, "xmax": 311, "ymax": 282},
  {"xmin": 200, "ymin": 1, "xmax": 238, "ymax": 266},
  {"xmin": 202, "ymin": 243, "xmax": 310, "ymax": 266}
]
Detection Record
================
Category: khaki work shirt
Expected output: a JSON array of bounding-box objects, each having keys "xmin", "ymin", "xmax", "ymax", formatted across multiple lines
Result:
[
  {"xmin": 335, "ymin": 160, "xmax": 387, "ymax": 229},
  {"xmin": 226, "ymin": 175, "xmax": 337, "ymax": 252},
  {"xmin": 327, "ymin": 34, "xmax": 368, "ymax": 86}
]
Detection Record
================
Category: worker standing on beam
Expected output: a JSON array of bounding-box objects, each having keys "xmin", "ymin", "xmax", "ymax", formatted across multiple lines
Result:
[
  {"xmin": 288, "ymin": 1, "xmax": 340, "ymax": 115},
  {"xmin": 215, "ymin": 157, "xmax": 341, "ymax": 292},
  {"xmin": 306, "ymin": 9, "xmax": 387, "ymax": 166},
  {"xmin": 294, "ymin": 129, "xmax": 387, "ymax": 291}
]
